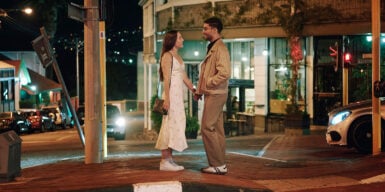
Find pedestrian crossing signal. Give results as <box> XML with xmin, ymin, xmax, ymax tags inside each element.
<box><xmin>329</xmin><ymin>42</ymin><xmax>338</xmax><ymax>72</ymax></box>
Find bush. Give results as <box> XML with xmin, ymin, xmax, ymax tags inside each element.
<box><xmin>150</xmin><ymin>95</ymin><xmax>163</xmax><ymax>133</ymax></box>
<box><xmin>186</xmin><ymin>115</ymin><xmax>200</xmax><ymax>139</ymax></box>
<box><xmin>186</xmin><ymin>115</ymin><xmax>199</xmax><ymax>132</ymax></box>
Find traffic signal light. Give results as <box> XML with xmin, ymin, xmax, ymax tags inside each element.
<box><xmin>343</xmin><ymin>52</ymin><xmax>352</xmax><ymax>67</ymax></box>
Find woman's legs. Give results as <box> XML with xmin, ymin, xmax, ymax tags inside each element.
<box><xmin>161</xmin><ymin>148</ymin><xmax>172</xmax><ymax>160</ymax></box>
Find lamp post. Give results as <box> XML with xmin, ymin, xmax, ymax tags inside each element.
<box><xmin>76</xmin><ymin>40</ymin><xmax>84</xmax><ymax>101</ymax></box>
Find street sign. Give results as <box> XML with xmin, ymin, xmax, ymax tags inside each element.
<box><xmin>68</xmin><ymin>2</ymin><xmax>85</xmax><ymax>23</ymax></box>
<box><xmin>31</xmin><ymin>35</ymin><xmax>53</xmax><ymax>68</ymax></box>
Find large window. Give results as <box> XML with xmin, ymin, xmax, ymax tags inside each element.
<box><xmin>268</xmin><ymin>38</ymin><xmax>306</xmax><ymax>114</ymax></box>
<box><xmin>0</xmin><ymin>69</ymin><xmax>15</xmax><ymax>102</ymax></box>
<box><xmin>226</xmin><ymin>40</ymin><xmax>254</xmax><ymax>80</ymax></box>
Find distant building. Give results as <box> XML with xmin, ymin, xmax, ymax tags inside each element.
<box><xmin>0</xmin><ymin>52</ymin><xmax>62</xmax><ymax>112</ymax></box>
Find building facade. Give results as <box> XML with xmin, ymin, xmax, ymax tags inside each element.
<box><xmin>139</xmin><ymin>0</ymin><xmax>385</xmax><ymax>132</ymax></box>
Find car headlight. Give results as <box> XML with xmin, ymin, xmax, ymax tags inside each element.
<box><xmin>330</xmin><ymin>111</ymin><xmax>351</xmax><ymax>125</ymax></box>
<box><xmin>115</xmin><ymin>117</ymin><xmax>126</xmax><ymax>127</ymax></box>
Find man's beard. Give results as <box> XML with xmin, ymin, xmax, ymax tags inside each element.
<box><xmin>203</xmin><ymin>34</ymin><xmax>212</xmax><ymax>41</ymax></box>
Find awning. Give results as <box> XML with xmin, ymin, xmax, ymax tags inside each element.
<box><xmin>21</xmin><ymin>68</ymin><xmax>62</xmax><ymax>95</ymax></box>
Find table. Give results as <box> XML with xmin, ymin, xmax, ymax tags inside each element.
<box><xmin>236</xmin><ymin>112</ymin><xmax>256</xmax><ymax>135</ymax></box>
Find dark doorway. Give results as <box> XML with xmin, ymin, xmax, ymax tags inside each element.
<box><xmin>313</xmin><ymin>36</ymin><xmax>343</xmax><ymax>125</ymax></box>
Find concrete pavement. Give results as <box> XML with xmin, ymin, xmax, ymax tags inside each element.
<box><xmin>1</xmin><ymin>127</ymin><xmax>385</xmax><ymax>191</ymax></box>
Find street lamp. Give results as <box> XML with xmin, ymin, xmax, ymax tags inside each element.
<box><xmin>0</xmin><ymin>7</ymin><xmax>33</xmax><ymax>17</ymax></box>
<box><xmin>76</xmin><ymin>40</ymin><xmax>84</xmax><ymax>101</ymax></box>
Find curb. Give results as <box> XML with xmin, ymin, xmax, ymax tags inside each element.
<box><xmin>133</xmin><ymin>181</ymin><xmax>182</xmax><ymax>192</ymax></box>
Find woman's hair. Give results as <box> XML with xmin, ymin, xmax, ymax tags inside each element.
<box><xmin>159</xmin><ymin>30</ymin><xmax>178</xmax><ymax>81</ymax></box>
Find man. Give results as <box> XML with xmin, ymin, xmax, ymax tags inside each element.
<box><xmin>194</xmin><ymin>17</ymin><xmax>231</xmax><ymax>175</ymax></box>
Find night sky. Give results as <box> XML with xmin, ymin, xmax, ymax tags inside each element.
<box><xmin>0</xmin><ymin>0</ymin><xmax>142</xmax><ymax>50</ymax></box>
<box><xmin>0</xmin><ymin>0</ymin><xmax>143</xmax><ymax>100</ymax></box>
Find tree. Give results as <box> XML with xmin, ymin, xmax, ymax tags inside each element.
<box><xmin>258</xmin><ymin>0</ymin><xmax>305</xmax><ymax>114</ymax></box>
<box><xmin>27</xmin><ymin>0</ymin><xmax>66</xmax><ymax>39</ymax></box>
<box><xmin>27</xmin><ymin>0</ymin><xmax>66</xmax><ymax>80</ymax></box>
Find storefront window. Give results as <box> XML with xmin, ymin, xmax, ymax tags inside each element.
<box><xmin>268</xmin><ymin>38</ymin><xmax>306</xmax><ymax>114</ymax></box>
<box><xmin>226</xmin><ymin>41</ymin><xmax>254</xmax><ymax>80</ymax></box>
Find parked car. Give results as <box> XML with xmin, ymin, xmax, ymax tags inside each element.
<box><xmin>41</xmin><ymin>105</ymin><xmax>67</xmax><ymax>129</ymax></box>
<box><xmin>25</xmin><ymin>110</ymin><xmax>55</xmax><ymax>133</ymax></box>
<box><xmin>326</xmin><ymin>99</ymin><xmax>385</xmax><ymax>154</ymax></box>
<box><xmin>0</xmin><ymin>111</ymin><xmax>30</xmax><ymax>134</ymax></box>
<box><xmin>106</xmin><ymin>104</ymin><xmax>126</xmax><ymax>140</ymax></box>
<box><xmin>76</xmin><ymin>106</ymin><xmax>85</xmax><ymax>126</ymax></box>
<box><xmin>76</xmin><ymin>104</ymin><xmax>126</xmax><ymax>140</ymax></box>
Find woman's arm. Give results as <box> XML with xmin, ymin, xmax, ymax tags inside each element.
<box><xmin>161</xmin><ymin>53</ymin><xmax>173</xmax><ymax>110</ymax></box>
<box><xmin>183</xmin><ymin>71</ymin><xmax>195</xmax><ymax>93</ymax></box>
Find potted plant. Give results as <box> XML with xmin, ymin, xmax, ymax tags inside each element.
<box><xmin>185</xmin><ymin>115</ymin><xmax>200</xmax><ymax>139</ymax></box>
<box><xmin>150</xmin><ymin>95</ymin><xmax>163</xmax><ymax>134</ymax></box>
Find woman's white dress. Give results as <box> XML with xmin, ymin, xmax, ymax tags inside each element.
<box><xmin>155</xmin><ymin>57</ymin><xmax>188</xmax><ymax>152</ymax></box>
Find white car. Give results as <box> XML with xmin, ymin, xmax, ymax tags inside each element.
<box><xmin>326</xmin><ymin>99</ymin><xmax>385</xmax><ymax>154</ymax></box>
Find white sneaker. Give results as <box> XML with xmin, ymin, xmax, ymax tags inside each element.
<box><xmin>170</xmin><ymin>160</ymin><xmax>184</xmax><ymax>170</ymax></box>
<box><xmin>201</xmin><ymin>164</ymin><xmax>227</xmax><ymax>175</ymax></box>
<box><xmin>159</xmin><ymin>159</ymin><xmax>184</xmax><ymax>171</ymax></box>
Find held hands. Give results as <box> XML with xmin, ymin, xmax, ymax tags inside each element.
<box><xmin>193</xmin><ymin>93</ymin><xmax>202</xmax><ymax>101</ymax></box>
<box><xmin>190</xmin><ymin>87</ymin><xmax>202</xmax><ymax>101</ymax></box>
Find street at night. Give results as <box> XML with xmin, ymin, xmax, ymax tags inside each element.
<box><xmin>2</xmin><ymin>0</ymin><xmax>385</xmax><ymax>191</ymax></box>
<box><xmin>0</xmin><ymin>128</ymin><xmax>383</xmax><ymax>191</ymax></box>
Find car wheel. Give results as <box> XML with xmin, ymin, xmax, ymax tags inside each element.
<box><xmin>350</xmin><ymin>116</ymin><xmax>372</xmax><ymax>154</ymax></box>
<box><xmin>41</xmin><ymin>124</ymin><xmax>46</xmax><ymax>133</ymax></box>
<box><xmin>28</xmin><ymin>126</ymin><xmax>34</xmax><ymax>134</ymax></box>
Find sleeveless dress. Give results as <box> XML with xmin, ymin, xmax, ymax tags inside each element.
<box><xmin>155</xmin><ymin>57</ymin><xmax>188</xmax><ymax>152</ymax></box>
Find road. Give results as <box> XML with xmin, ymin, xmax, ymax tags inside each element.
<box><xmin>19</xmin><ymin>128</ymin><xmax>275</xmax><ymax>169</ymax></box>
<box><xmin>5</xmin><ymin>129</ymin><xmax>385</xmax><ymax>191</ymax></box>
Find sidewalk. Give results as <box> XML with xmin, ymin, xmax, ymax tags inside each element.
<box><xmin>1</xmin><ymin>128</ymin><xmax>385</xmax><ymax>192</ymax></box>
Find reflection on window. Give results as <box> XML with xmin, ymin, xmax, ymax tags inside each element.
<box><xmin>226</xmin><ymin>41</ymin><xmax>254</xmax><ymax>80</ymax></box>
<box><xmin>268</xmin><ymin>38</ymin><xmax>306</xmax><ymax>114</ymax></box>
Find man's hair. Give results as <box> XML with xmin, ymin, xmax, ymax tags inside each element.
<box><xmin>204</xmin><ymin>17</ymin><xmax>223</xmax><ymax>33</ymax></box>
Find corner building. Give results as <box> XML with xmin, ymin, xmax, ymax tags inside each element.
<box><xmin>139</xmin><ymin>0</ymin><xmax>385</xmax><ymax>133</ymax></box>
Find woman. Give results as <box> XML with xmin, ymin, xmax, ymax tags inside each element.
<box><xmin>155</xmin><ymin>30</ymin><xmax>195</xmax><ymax>171</ymax></box>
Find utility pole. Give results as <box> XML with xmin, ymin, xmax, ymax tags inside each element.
<box><xmin>371</xmin><ymin>0</ymin><xmax>381</xmax><ymax>155</ymax></box>
<box><xmin>84</xmin><ymin>0</ymin><xmax>103</xmax><ymax>163</ymax></box>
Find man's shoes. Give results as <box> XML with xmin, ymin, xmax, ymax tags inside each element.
<box><xmin>201</xmin><ymin>164</ymin><xmax>227</xmax><ymax>175</ymax></box>
<box><xmin>160</xmin><ymin>159</ymin><xmax>184</xmax><ymax>171</ymax></box>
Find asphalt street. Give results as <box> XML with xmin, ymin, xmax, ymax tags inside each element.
<box><xmin>1</xmin><ymin>128</ymin><xmax>385</xmax><ymax>191</ymax></box>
